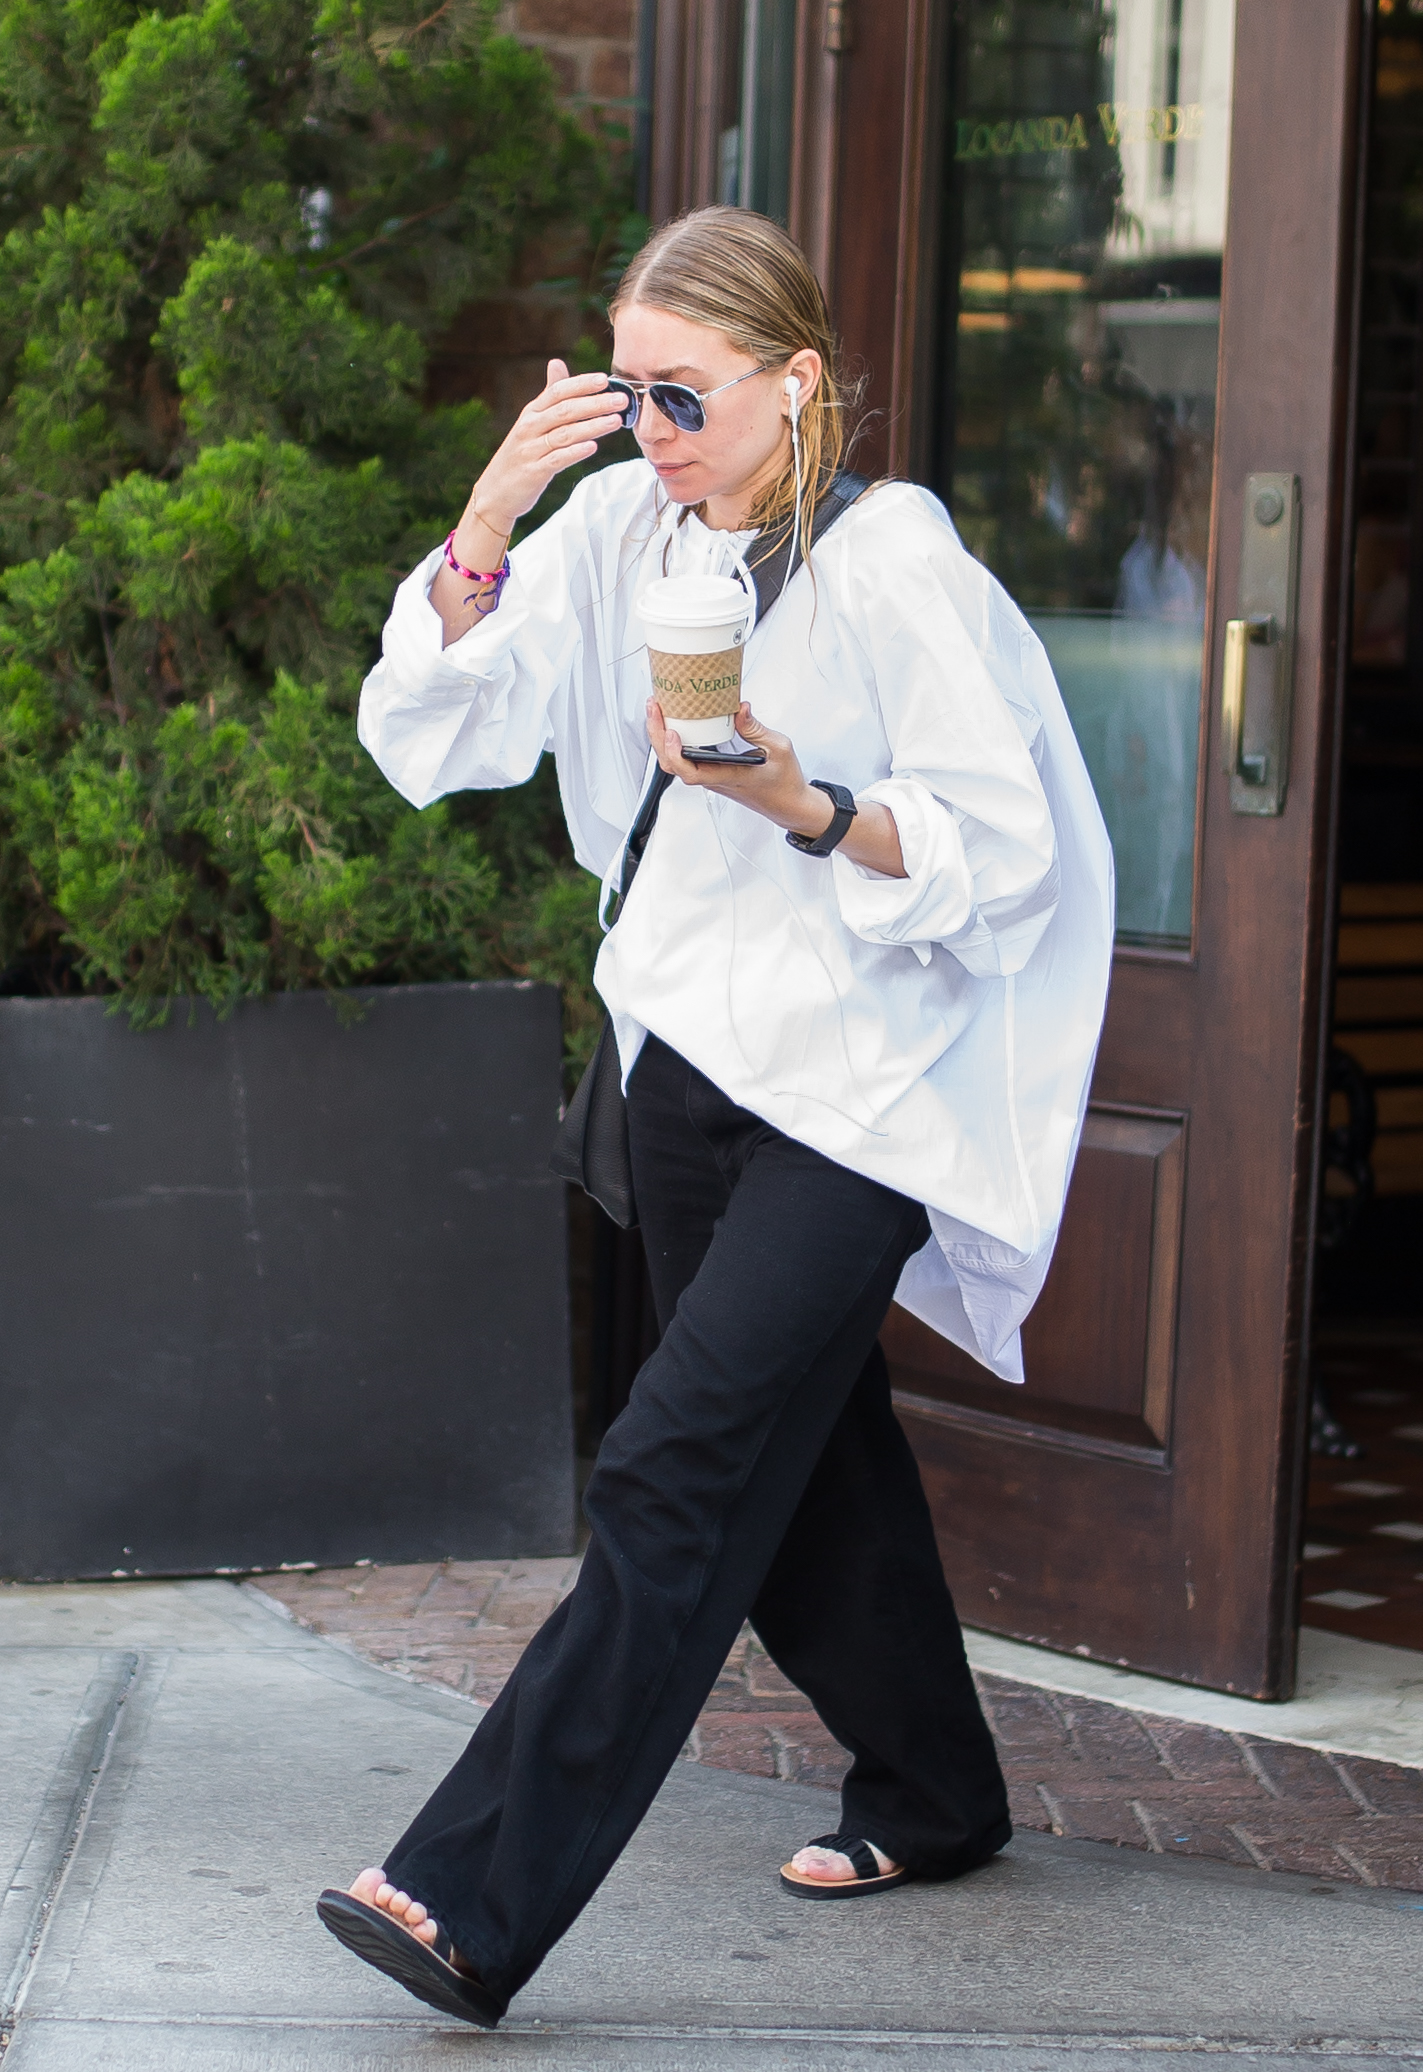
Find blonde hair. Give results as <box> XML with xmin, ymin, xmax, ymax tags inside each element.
<box><xmin>609</xmin><ymin>206</ymin><xmax>856</xmax><ymax>562</ymax></box>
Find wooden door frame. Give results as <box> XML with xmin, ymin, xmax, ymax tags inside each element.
<box><xmin>832</xmin><ymin>0</ymin><xmax>941</xmax><ymax>478</ymax></box>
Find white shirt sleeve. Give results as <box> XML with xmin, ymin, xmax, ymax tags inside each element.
<box><xmin>829</xmin><ymin>497</ymin><xmax>1060</xmax><ymax>978</ymax></box>
<box><xmin>357</xmin><ymin>483</ymin><xmax>593</xmax><ymax>810</ymax></box>
<box><xmin>356</xmin><ymin>465</ymin><xmax>661</xmax><ymax>881</ymax></box>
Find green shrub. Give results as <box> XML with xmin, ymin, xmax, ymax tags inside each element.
<box><xmin>0</xmin><ymin>0</ymin><xmax>628</xmax><ymax>1061</ymax></box>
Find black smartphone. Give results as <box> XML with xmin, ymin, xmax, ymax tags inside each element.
<box><xmin>681</xmin><ymin>744</ymin><xmax>768</xmax><ymax>767</ymax></box>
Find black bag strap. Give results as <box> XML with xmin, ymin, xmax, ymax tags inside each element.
<box><xmin>743</xmin><ymin>468</ymin><xmax>870</xmax><ymax>627</ymax></box>
<box><xmin>607</xmin><ymin>467</ymin><xmax>871</xmax><ymax>924</ymax></box>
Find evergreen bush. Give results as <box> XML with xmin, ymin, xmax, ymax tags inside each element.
<box><xmin>0</xmin><ymin>0</ymin><xmax>629</xmax><ymax>1059</ymax></box>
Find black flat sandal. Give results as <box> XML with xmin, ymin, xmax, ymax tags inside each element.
<box><xmin>316</xmin><ymin>1889</ymin><xmax>504</xmax><ymax>2028</ymax></box>
<box><xmin>779</xmin><ymin>1832</ymin><xmax>909</xmax><ymax>1899</ymax></box>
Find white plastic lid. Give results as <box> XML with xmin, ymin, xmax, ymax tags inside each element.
<box><xmin>637</xmin><ymin>574</ymin><xmax>751</xmax><ymax>630</ymax></box>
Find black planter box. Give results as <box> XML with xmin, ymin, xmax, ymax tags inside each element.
<box><xmin>0</xmin><ymin>982</ymin><xmax>574</xmax><ymax>1579</ymax></box>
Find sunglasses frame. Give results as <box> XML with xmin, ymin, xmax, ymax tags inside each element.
<box><xmin>604</xmin><ymin>364</ymin><xmax>770</xmax><ymax>435</ymax></box>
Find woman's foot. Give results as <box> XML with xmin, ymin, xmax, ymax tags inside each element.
<box><xmin>788</xmin><ymin>1839</ymin><xmax>900</xmax><ymax>1884</ymax></box>
<box><xmin>318</xmin><ymin>1874</ymin><xmax>500</xmax><ymax>2028</ymax></box>
<box><xmin>346</xmin><ymin>1868</ymin><xmax>469</xmax><ymax>1967</ymax></box>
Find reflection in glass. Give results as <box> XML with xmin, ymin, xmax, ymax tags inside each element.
<box><xmin>936</xmin><ymin>0</ymin><xmax>1235</xmax><ymax>946</ymax></box>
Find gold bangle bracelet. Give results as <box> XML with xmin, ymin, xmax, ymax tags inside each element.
<box><xmin>466</xmin><ymin>506</ymin><xmax>512</xmax><ymax>558</ymax></box>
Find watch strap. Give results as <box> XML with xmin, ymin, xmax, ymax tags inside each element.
<box><xmin>786</xmin><ymin>780</ymin><xmax>858</xmax><ymax>858</ymax></box>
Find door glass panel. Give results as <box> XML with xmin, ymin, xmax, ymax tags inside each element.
<box><xmin>733</xmin><ymin>0</ymin><xmax>795</xmax><ymax>221</ymax></box>
<box><xmin>935</xmin><ymin>0</ymin><xmax>1236</xmax><ymax>947</ymax></box>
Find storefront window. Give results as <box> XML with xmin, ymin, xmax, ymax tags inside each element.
<box><xmin>936</xmin><ymin>0</ymin><xmax>1235</xmax><ymax>948</ymax></box>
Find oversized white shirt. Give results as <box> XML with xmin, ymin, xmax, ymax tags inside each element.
<box><xmin>359</xmin><ymin>459</ymin><xmax>1114</xmax><ymax>1381</ymax></box>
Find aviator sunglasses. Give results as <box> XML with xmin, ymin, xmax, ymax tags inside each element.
<box><xmin>603</xmin><ymin>365</ymin><xmax>769</xmax><ymax>435</ymax></box>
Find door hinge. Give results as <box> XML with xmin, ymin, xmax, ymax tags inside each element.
<box><xmin>825</xmin><ymin>0</ymin><xmax>854</xmax><ymax>52</ymax></box>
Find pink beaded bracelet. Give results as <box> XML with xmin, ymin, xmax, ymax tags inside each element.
<box><xmin>444</xmin><ymin>530</ymin><xmax>511</xmax><ymax>614</ymax></box>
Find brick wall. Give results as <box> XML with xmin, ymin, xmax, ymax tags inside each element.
<box><xmin>501</xmin><ymin>0</ymin><xmax>637</xmax><ymax>109</ymax></box>
<box><xmin>427</xmin><ymin>0</ymin><xmax>640</xmax><ymax>435</ymax></box>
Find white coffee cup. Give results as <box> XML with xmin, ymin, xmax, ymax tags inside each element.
<box><xmin>637</xmin><ymin>575</ymin><xmax>753</xmax><ymax>747</ymax></box>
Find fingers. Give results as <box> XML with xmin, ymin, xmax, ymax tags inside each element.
<box><xmin>530</xmin><ymin>392</ymin><xmax>624</xmax><ymax>454</ymax></box>
<box><xmin>534</xmin><ymin>370</ymin><xmax>616</xmax><ymax>416</ymax></box>
<box><xmin>733</xmin><ymin>703</ymin><xmax>789</xmax><ymax>754</ymax></box>
<box><xmin>540</xmin><ymin>422</ymin><xmax>621</xmax><ymax>470</ymax></box>
<box><xmin>477</xmin><ymin>366</ymin><xmax>622</xmax><ymax>523</ymax></box>
<box><xmin>519</xmin><ymin>379</ymin><xmax>623</xmax><ymax>481</ymax></box>
<box><xmin>539</xmin><ymin>383</ymin><xmax>618</xmax><ymax>422</ymax></box>
<box><xmin>647</xmin><ymin>699</ymin><xmax>696</xmax><ymax>779</ymax></box>
<box><xmin>647</xmin><ymin>699</ymin><xmax>782</xmax><ymax>787</ymax></box>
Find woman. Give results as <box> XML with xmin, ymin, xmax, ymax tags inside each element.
<box><xmin>319</xmin><ymin>206</ymin><xmax>1113</xmax><ymax>2029</ymax></box>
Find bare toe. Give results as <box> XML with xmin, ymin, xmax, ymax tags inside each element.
<box><xmin>341</xmin><ymin>1869</ymin><xmax>451</xmax><ymax>1957</ymax></box>
<box><xmin>792</xmin><ymin>1847</ymin><xmax>852</xmax><ymax>1881</ymax></box>
<box><xmin>790</xmin><ymin>1842</ymin><xmax>900</xmax><ymax>1882</ymax></box>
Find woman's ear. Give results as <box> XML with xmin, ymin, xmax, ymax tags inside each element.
<box><xmin>782</xmin><ymin>348</ymin><xmax>823</xmax><ymax>415</ymax></box>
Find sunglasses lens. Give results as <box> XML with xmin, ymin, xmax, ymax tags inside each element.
<box><xmin>652</xmin><ymin>384</ymin><xmax>706</xmax><ymax>434</ymax></box>
<box><xmin>603</xmin><ymin>380</ymin><xmax>640</xmax><ymax>430</ymax></box>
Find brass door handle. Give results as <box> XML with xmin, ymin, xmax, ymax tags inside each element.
<box><xmin>1221</xmin><ymin>614</ymin><xmax>1274</xmax><ymax>786</ymax></box>
<box><xmin>1224</xmin><ymin>473</ymin><xmax>1301</xmax><ymax>816</ymax></box>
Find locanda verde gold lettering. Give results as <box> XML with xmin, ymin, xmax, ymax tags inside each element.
<box><xmin>1096</xmin><ymin>102</ymin><xmax>1205</xmax><ymax>146</ymax></box>
<box><xmin>955</xmin><ymin>104</ymin><xmax>1204</xmax><ymax>161</ymax></box>
<box><xmin>954</xmin><ymin>112</ymin><xmax>1089</xmax><ymax>160</ymax></box>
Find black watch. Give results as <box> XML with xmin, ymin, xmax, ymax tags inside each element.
<box><xmin>786</xmin><ymin>780</ymin><xmax>858</xmax><ymax>858</ymax></box>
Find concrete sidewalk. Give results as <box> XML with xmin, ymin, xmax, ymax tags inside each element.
<box><xmin>2</xmin><ymin>1579</ymin><xmax>1421</xmax><ymax>2071</ymax></box>
<box><xmin>256</xmin><ymin>1559</ymin><xmax>1423</xmax><ymax>1889</ymax></box>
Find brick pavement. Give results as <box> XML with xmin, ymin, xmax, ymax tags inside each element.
<box><xmin>252</xmin><ymin>1559</ymin><xmax>1423</xmax><ymax>1895</ymax></box>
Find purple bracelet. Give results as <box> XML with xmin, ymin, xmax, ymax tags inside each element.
<box><xmin>444</xmin><ymin>531</ymin><xmax>511</xmax><ymax>615</ymax></box>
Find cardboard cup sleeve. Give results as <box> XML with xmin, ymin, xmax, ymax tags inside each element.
<box><xmin>647</xmin><ymin>645</ymin><xmax>745</xmax><ymax>722</ymax></box>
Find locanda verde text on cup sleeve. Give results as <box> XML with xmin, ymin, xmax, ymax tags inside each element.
<box><xmin>649</xmin><ymin>665</ymin><xmax>744</xmax><ymax>701</ymax></box>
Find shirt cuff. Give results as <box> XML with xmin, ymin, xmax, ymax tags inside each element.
<box><xmin>829</xmin><ymin>778</ymin><xmax>980</xmax><ymax>968</ymax></box>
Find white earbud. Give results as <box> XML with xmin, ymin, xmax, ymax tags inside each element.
<box><xmin>784</xmin><ymin>373</ymin><xmax>801</xmax><ymax>425</ymax></box>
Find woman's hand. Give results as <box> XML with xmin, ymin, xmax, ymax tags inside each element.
<box><xmin>433</xmin><ymin>358</ymin><xmax>624</xmax><ymax>646</ymax></box>
<box><xmin>462</xmin><ymin>359</ymin><xmax>625</xmax><ymax>540</ymax></box>
<box><xmin>648</xmin><ymin>701</ymin><xmax>908</xmax><ymax>878</ymax></box>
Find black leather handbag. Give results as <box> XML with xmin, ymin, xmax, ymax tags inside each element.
<box><xmin>549</xmin><ymin>468</ymin><xmax>869</xmax><ymax>1228</ymax></box>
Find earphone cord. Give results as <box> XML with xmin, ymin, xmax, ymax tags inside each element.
<box><xmin>780</xmin><ymin>390</ymin><xmax>803</xmax><ymax>606</ymax></box>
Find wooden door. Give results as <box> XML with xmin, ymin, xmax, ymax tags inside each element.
<box><xmin>648</xmin><ymin>0</ymin><xmax>1362</xmax><ymax>1696</ymax></box>
<box><xmin>859</xmin><ymin>0</ymin><xmax>1361</xmax><ymax>1700</ymax></box>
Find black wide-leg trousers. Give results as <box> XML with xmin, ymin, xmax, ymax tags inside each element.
<box><xmin>383</xmin><ymin>1036</ymin><xmax>1010</xmax><ymax>2011</ymax></box>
